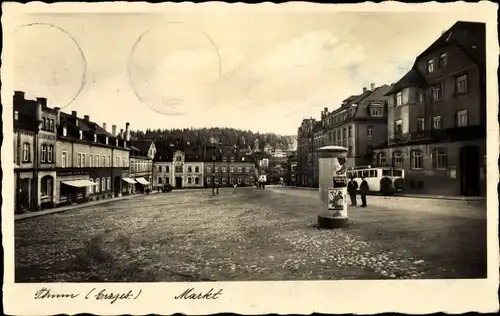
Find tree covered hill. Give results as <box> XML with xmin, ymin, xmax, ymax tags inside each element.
<box><xmin>130</xmin><ymin>127</ymin><xmax>296</xmax><ymax>152</ymax></box>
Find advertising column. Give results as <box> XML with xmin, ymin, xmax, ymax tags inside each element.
<box><xmin>317</xmin><ymin>145</ymin><xmax>349</xmax><ymax>229</ymax></box>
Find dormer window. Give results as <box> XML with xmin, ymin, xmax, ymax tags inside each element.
<box><xmin>63</xmin><ymin>125</ymin><xmax>67</xmax><ymax>137</ymax></box>
<box><xmin>370</xmin><ymin>107</ymin><xmax>382</xmax><ymax>117</ymax></box>
<box><xmin>14</xmin><ymin>111</ymin><xmax>19</xmax><ymax>120</ymax></box>
<box><xmin>106</xmin><ymin>137</ymin><xmax>109</xmax><ymax>145</ymax></box>
<box><xmin>79</xmin><ymin>130</ymin><xmax>83</xmax><ymax>140</ymax></box>
<box><xmin>94</xmin><ymin>134</ymin><xmax>97</xmax><ymax>142</ymax></box>
<box><xmin>439</xmin><ymin>53</ymin><xmax>447</xmax><ymax>68</ymax></box>
<box><xmin>116</xmin><ymin>139</ymin><xmax>119</xmax><ymax>146</ymax></box>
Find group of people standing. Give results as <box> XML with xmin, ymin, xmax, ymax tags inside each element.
<box><xmin>347</xmin><ymin>177</ymin><xmax>369</xmax><ymax>208</ymax></box>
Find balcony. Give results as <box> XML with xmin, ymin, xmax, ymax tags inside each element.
<box><xmin>388</xmin><ymin>125</ymin><xmax>485</xmax><ymax>146</ymax></box>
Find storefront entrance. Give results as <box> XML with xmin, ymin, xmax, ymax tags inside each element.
<box><xmin>459</xmin><ymin>145</ymin><xmax>480</xmax><ymax>196</ymax></box>
<box><xmin>175</xmin><ymin>177</ymin><xmax>183</xmax><ymax>189</ymax></box>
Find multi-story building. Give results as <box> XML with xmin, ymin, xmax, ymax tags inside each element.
<box><xmin>203</xmin><ymin>145</ymin><xmax>255</xmax><ymax>187</ymax></box>
<box><xmin>285</xmin><ymin>152</ymin><xmax>298</xmax><ymax>186</ymax></box>
<box><xmin>56</xmin><ymin>111</ymin><xmax>130</xmax><ymax>205</ymax></box>
<box><xmin>296</xmin><ymin>118</ymin><xmax>316</xmax><ymax>187</ymax></box>
<box><xmin>13</xmin><ymin>91</ymin><xmax>59</xmax><ymax>212</ymax></box>
<box><xmin>153</xmin><ymin>144</ymin><xmax>205</xmax><ymax>189</ymax></box>
<box><xmin>129</xmin><ymin>138</ymin><xmax>155</xmax><ymax>193</ymax></box>
<box><xmin>322</xmin><ymin>84</ymin><xmax>391</xmax><ymax>168</ymax></box>
<box><xmin>372</xmin><ymin>21</ymin><xmax>486</xmax><ymax>196</ymax></box>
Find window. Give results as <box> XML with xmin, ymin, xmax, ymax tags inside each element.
<box><xmin>101</xmin><ymin>156</ymin><xmax>105</xmax><ymax>167</ymax></box>
<box><xmin>50</xmin><ymin>119</ymin><xmax>54</xmax><ymax>131</ymax></box>
<box><xmin>207</xmin><ymin>167</ymin><xmax>211</xmax><ymax>173</ymax></box>
<box><xmin>79</xmin><ymin>130</ymin><xmax>83</xmax><ymax>140</ymax></box>
<box><xmin>158</xmin><ymin>177</ymin><xmax>162</xmax><ymax>184</ymax></box>
<box><xmin>238</xmin><ymin>167</ymin><xmax>242</xmax><ymax>172</ymax></box>
<box><xmin>222</xmin><ymin>167</ymin><xmax>227</xmax><ymax>172</ymax></box>
<box><xmin>195</xmin><ymin>166</ymin><xmax>199</xmax><ymax>173</ymax></box>
<box><xmin>230</xmin><ymin>167</ymin><xmax>234</xmax><ymax>173</ymax></box>
<box><xmin>42</xmin><ymin>117</ymin><xmax>46</xmax><ymax>130</ymax></box>
<box><xmin>176</xmin><ymin>156</ymin><xmax>182</xmax><ymax>162</ymax></box>
<box><xmin>418</xmin><ymin>91</ymin><xmax>423</xmax><ymax>103</ymax></box>
<box><xmin>367</xmin><ymin>126</ymin><xmax>373</xmax><ymax>137</ymax></box>
<box><xmin>222</xmin><ymin>178</ymin><xmax>227</xmax><ymax>184</ymax></box>
<box><xmin>188</xmin><ymin>166</ymin><xmax>192</xmax><ymax>173</ymax></box>
<box><xmin>411</xmin><ymin>150</ymin><xmax>423</xmax><ymax>170</ymax></box>
<box><xmin>370</xmin><ymin>107</ymin><xmax>382</xmax><ymax>117</ymax></box>
<box><xmin>82</xmin><ymin>154</ymin><xmax>86</xmax><ymax>167</ymax></box>
<box><xmin>432</xmin><ymin>116</ymin><xmax>442</xmax><ymax>129</ymax></box>
<box><xmin>393</xmin><ymin>152</ymin><xmax>403</xmax><ymax>169</ymax></box>
<box><xmin>396</xmin><ymin>92</ymin><xmax>403</xmax><ymax>106</ymax></box>
<box><xmin>222</xmin><ymin>156</ymin><xmax>227</xmax><ymax>162</ymax></box>
<box><xmin>206</xmin><ymin>178</ymin><xmax>211</xmax><ymax>184</ymax></box>
<box><xmin>89</xmin><ymin>154</ymin><xmax>94</xmax><ymax>167</ymax></box>
<box><xmin>122</xmin><ymin>157</ymin><xmax>126</xmax><ymax>167</ymax></box>
<box><xmin>439</xmin><ymin>53</ymin><xmax>447</xmax><ymax>68</ymax></box>
<box><xmin>115</xmin><ymin>156</ymin><xmax>119</xmax><ymax>167</ymax></box>
<box><xmin>46</xmin><ymin>145</ymin><xmax>53</xmax><ymax>163</ymax></box>
<box><xmin>166</xmin><ymin>165</ymin><xmax>170</xmax><ymax>173</ymax></box>
<box><xmin>431</xmin><ymin>84</ymin><xmax>443</xmax><ymax>101</ymax></box>
<box><xmin>95</xmin><ymin>178</ymin><xmax>100</xmax><ymax>192</ymax></box>
<box><xmin>456</xmin><ymin>110</ymin><xmax>468</xmax><ymax>127</ymax></box>
<box><xmin>377</xmin><ymin>152</ymin><xmax>387</xmax><ymax>166</ymax></box>
<box><xmin>394</xmin><ymin>120</ymin><xmax>403</xmax><ymax>134</ymax></box>
<box><xmin>427</xmin><ymin>59</ymin><xmax>435</xmax><ymax>73</ymax></box>
<box><xmin>89</xmin><ymin>179</ymin><xmax>94</xmax><ymax>194</ymax></box>
<box><xmin>165</xmin><ymin>177</ymin><xmax>169</xmax><ymax>184</ymax></box>
<box><xmin>417</xmin><ymin>117</ymin><xmax>425</xmax><ymax>132</ymax></box>
<box><xmin>95</xmin><ymin>155</ymin><xmax>99</xmax><ymax>167</ymax></box>
<box><xmin>41</xmin><ymin>145</ymin><xmax>47</xmax><ymax>163</ymax></box>
<box><xmin>107</xmin><ymin>177</ymin><xmax>111</xmax><ymax>190</ymax></box>
<box><xmin>22</xmin><ymin>143</ymin><xmax>30</xmax><ymax>162</ymax></box>
<box><xmin>238</xmin><ymin>178</ymin><xmax>242</xmax><ymax>184</ymax></box>
<box><xmin>195</xmin><ymin>177</ymin><xmax>199</xmax><ymax>185</ymax></box>
<box><xmin>432</xmin><ymin>148</ymin><xmax>447</xmax><ymax>170</ymax></box>
<box><xmin>230</xmin><ymin>178</ymin><xmax>235</xmax><ymax>184</ymax></box>
<box><xmin>245</xmin><ymin>167</ymin><xmax>250</xmax><ymax>172</ymax></box>
<box><xmin>348</xmin><ymin>126</ymin><xmax>352</xmax><ymax>138</ymax></box>
<box><xmin>158</xmin><ymin>166</ymin><xmax>162</xmax><ymax>172</ymax></box>
<box><xmin>456</xmin><ymin>74</ymin><xmax>468</xmax><ymax>94</ymax></box>
<box><xmin>61</xmin><ymin>152</ymin><xmax>67</xmax><ymax>168</ymax></box>
<box><xmin>215</xmin><ymin>167</ymin><xmax>219</xmax><ymax>172</ymax></box>
<box><xmin>230</xmin><ymin>157</ymin><xmax>235</xmax><ymax>163</ymax></box>
<box><xmin>107</xmin><ymin>156</ymin><xmax>111</xmax><ymax>167</ymax></box>
<box><xmin>101</xmin><ymin>178</ymin><xmax>106</xmax><ymax>191</ymax></box>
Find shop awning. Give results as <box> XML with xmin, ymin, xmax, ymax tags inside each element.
<box><xmin>122</xmin><ymin>177</ymin><xmax>137</xmax><ymax>184</ymax></box>
<box><xmin>135</xmin><ymin>177</ymin><xmax>150</xmax><ymax>185</ymax></box>
<box><xmin>62</xmin><ymin>179</ymin><xmax>97</xmax><ymax>187</ymax></box>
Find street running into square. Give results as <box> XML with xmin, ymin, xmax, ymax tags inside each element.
<box><xmin>15</xmin><ymin>186</ymin><xmax>486</xmax><ymax>282</ymax></box>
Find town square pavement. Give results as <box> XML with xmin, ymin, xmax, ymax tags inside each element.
<box><xmin>15</xmin><ymin>187</ymin><xmax>487</xmax><ymax>282</ymax></box>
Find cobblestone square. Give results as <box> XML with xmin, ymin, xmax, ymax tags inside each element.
<box><xmin>15</xmin><ymin>187</ymin><xmax>487</xmax><ymax>282</ymax></box>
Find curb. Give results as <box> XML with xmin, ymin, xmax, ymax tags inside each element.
<box><xmin>15</xmin><ymin>194</ymin><xmax>142</xmax><ymax>221</ymax></box>
<box><xmin>279</xmin><ymin>186</ymin><xmax>485</xmax><ymax>201</ymax></box>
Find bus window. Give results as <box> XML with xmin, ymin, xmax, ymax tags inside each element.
<box><xmin>362</xmin><ymin>171</ymin><xmax>369</xmax><ymax>178</ymax></box>
<box><xmin>369</xmin><ymin>170</ymin><xmax>377</xmax><ymax>177</ymax></box>
<box><xmin>382</xmin><ymin>169</ymin><xmax>392</xmax><ymax>177</ymax></box>
<box><xmin>347</xmin><ymin>171</ymin><xmax>352</xmax><ymax>178</ymax></box>
<box><xmin>393</xmin><ymin>170</ymin><xmax>403</xmax><ymax>177</ymax></box>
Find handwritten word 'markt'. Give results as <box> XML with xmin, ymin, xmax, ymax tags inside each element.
<box><xmin>174</xmin><ymin>287</ymin><xmax>223</xmax><ymax>300</ymax></box>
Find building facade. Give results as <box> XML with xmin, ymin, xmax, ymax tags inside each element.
<box><xmin>153</xmin><ymin>144</ymin><xmax>205</xmax><ymax>189</ymax></box>
<box><xmin>296</xmin><ymin>118</ymin><xmax>317</xmax><ymax>187</ymax></box>
<box><xmin>56</xmin><ymin>111</ymin><xmax>130</xmax><ymax>206</ymax></box>
<box><xmin>372</xmin><ymin>21</ymin><xmax>486</xmax><ymax>196</ymax></box>
<box><xmin>129</xmin><ymin>138</ymin><xmax>156</xmax><ymax>193</ymax></box>
<box><xmin>203</xmin><ymin>145</ymin><xmax>255</xmax><ymax>187</ymax></box>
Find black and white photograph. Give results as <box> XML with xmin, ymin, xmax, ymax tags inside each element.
<box><xmin>2</xmin><ymin>1</ymin><xmax>499</xmax><ymax>314</ymax></box>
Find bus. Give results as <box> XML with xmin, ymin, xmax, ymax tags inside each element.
<box><xmin>346</xmin><ymin>166</ymin><xmax>405</xmax><ymax>195</ymax></box>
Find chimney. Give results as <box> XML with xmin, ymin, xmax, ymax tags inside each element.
<box><xmin>112</xmin><ymin>125</ymin><xmax>117</xmax><ymax>136</ymax></box>
<box><xmin>36</xmin><ymin>97</ymin><xmax>47</xmax><ymax>108</ymax></box>
<box><xmin>120</xmin><ymin>128</ymin><xmax>124</xmax><ymax>139</ymax></box>
<box><xmin>36</xmin><ymin>102</ymin><xmax>42</xmax><ymax>123</ymax></box>
<box><xmin>363</xmin><ymin>87</ymin><xmax>367</xmax><ymax>93</ymax></box>
<box><xmin>125</xmin><ymin>122</ymin><xmax>130</xmax><ymax>141</ymax></box>
<box><xmin>371</xmin><ymin>83</ymin><xmax>375</xmax><ymax>91</ymax></box>
<box><xmin>14</xmin><ymin>91</ymin><xmax>25</xmax><ymax>100</ymax></box>
<box><xmin>103</xmin><ymin>122</ymin><xmax>107</xmax><ymax>132</ymax></box>
<box><xmin>324</xmin><ymin>107</ymin><xmax>328</xmax><ymax>113</ymax></box>
<box><xmin>71</xmin><ymin>111</ymin><xmax>77</xmax><ymax>117</ymax></box>
<box><xmin>54</xmin><ymin>107</ymin><xmax>61</xmax><ymax>126</ymax></box>
<box><xmin>84</xmin><ymin>115</ymin><xmax>90</xmax><ymax>121</ymax></box>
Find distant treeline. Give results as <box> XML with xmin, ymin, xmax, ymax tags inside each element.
<box><xmin>130</xmin><ymin>127</ymin><xmax>295</xmax><ymax>151</ymax></box>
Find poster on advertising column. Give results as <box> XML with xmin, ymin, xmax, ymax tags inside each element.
<box><xmin>328</xmin><ymin>154</ymin><xmax>348</xmax><ymax>217</ymax></box>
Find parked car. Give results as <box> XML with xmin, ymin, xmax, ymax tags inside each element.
<box><xmin>162</xmin><ymin>184</ymin><xmax>173</xmax><ymax>192</ymax></box>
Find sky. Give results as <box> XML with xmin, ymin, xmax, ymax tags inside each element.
<box><xmin>7</xmin><ymin>3</ymin><xmax>490</xmax><ymax>135</ymax></box>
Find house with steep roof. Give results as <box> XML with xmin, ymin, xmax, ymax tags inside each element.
<box><xmin>372</xmin><ymin>21</ymin><xmax>486</xmax><ymax>196</ymax></box>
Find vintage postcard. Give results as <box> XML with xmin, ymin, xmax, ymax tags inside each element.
<box><xmin>2</xmin><ymin>1</ymin><xmax>499</xmax><ymax>314</ymax></box>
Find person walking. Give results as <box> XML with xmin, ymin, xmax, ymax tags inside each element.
<box><xmin>359</xmin><ymin>176</ymin><xmax>369</xmax><ymax>207</ymax></box>
<box><xmin>347</xmin><ymin>177</ymin><xmax>358</xmax><ymax>206</ymax></box>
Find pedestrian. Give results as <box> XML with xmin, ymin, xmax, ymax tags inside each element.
<box><xmin>347</xmin><ymin>177</ymin><xmax>358</xmax><ymax>206</ymax></box>
<box><xmin>359</xmin><ymin>176</ymin><xmax>369</xmax><ymax>207</ymax></box>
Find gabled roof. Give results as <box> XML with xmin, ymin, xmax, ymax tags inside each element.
<box><xmin>384</xmin><ymin>68</ymin><xmax>426</xmax><ymax>95</ymax></box>
<box><xmin>130</xmin><ymin>140</ymin><xmax>153</xmax><ymax>153</ymax></box>
<box><xmin>416</xmin><ymin>21</ymin><xmax>486</xmax><ymax>65</ymax></box>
